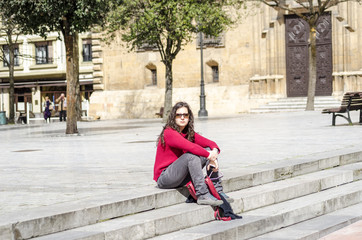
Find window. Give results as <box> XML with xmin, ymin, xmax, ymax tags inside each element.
<box><xmin>212</xmin><ymin>66</ymin><xmax>219</xmax><ymax>83</ymax></box>
<box><xmin>145</xmin><ymin>63</ymin><xmax>157</xmax><ymax>86</ymax></box>
<box><xmin>35</xmin><ymin>41</ymin><xmax>53</xmax><ymax>64</ymax></box>
<box><xmin>151</xmin><ymin>69</ymin><xmax>157</xmax><ymax>85</ymax></box>
<box><xmin>82</xmin><ymin>39</ymin><xmax>92</xmax><ymax>62</ymax></box>
<box><xmin>3</xmin><ymin>45</ymin><xmax>20</xmax><ymax>67</ymax></box>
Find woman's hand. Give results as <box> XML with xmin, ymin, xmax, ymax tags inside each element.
<box><xmin>207</xmin><ymin>148</ymin><xmax>219</xmax><ymax>161</ymax></box>
<box><xmin>207</xmin><ymin>159</ymin><xmax>219</xmax><ymax>172</ymax></box>
<box><xmin>207</xmin><ymin>148</ymin><xmax>219</xmax><ymax>172</ymax></box>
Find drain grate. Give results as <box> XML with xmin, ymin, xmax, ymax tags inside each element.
<box><xmin>12</xmin><ymin>149</ymin><xmax>42</xmax><ymax>153</ymax></box>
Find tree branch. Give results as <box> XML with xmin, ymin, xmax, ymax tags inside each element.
<box><xmin>171</xmin><ymin>39</ymin><xmax>182</xmax><ymax>59</ymax></box>
<box><xmin>258</xmin><ymin>0</ymin><xmax>305</xmax><ymax>19</ymax></box>
<box><xmin>293</xmin><ymin>0</ymin><xmax>310</xmax><ymax>11</ymax></box>
<box><xmin>156</xmin><ymin>38</ymin><xmax>166</xmax><ymax>62</ymax></box>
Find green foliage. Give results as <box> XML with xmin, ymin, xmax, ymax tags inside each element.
<box><xmin>107</xmin><ymin>0</ymin><xmax>244</xmax><ymax>60</ymax></box>
<box><xmin>6</xmin><ymin>0</ymin><xmax>111</xmax><ymax>37</ymax></box>
<box><xmin>106</xmin><ymin>0</ymin><xmax>245</xmax><ymax>119</ymax></box>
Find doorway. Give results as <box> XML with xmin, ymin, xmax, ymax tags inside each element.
<box><xmin>14</xmin><ymin>88</ymin><xmax>32</xmax><ymax>113</ymax></box>
<box><xmin>285</xmin><ymin>13</ymin><xmax>333</xmax><ymax>97</ymax></box>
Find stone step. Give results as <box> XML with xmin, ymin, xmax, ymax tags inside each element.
<box><xmin>250</xmin><ymin>96</ymin><xmax>341</xmax><ymax>113</ymax></box>
<box><xmin>251</xmin><ymin>106</ymin><xmax>336</xmax><ymax>113</ymax></box>
<box><xmin>266</xmin><ymin>104</ymin><xmax>339</xmax><ymax>108</ymax></box>
<box><xmin>320</xmin><ymin>219</ymin><xmax>362</xmax><ymax>240</ymax></box>
<box><xmin>1</xmin><ymin>149</ymin><xmax>361</xmax><ymax>239</ymax></box>
<box><xmin>150</xmin><ymin>180</ymin><xmax>362</xmax><ymax>240</ymax></box>
<box><xmin>249</xmin><ymin>202</ymin><xmax>362</xmax><ymax>240</ymax></box>
<box><xmin>229</xmin><ymin>163</ymin><xmax>360</xmax><ymax>214</ymax></box>
<box><xmin>31</xmin><ymin>163</ymin><xmax>362</xmax><ymax>240</ymax></box>
<box><xmin>267</xmin><ymin>101</ymin><xmax>339</xmax><ymax>106</ymax></box>
<box><xmin>274</xmin><ymin>96</ymin><xmax>339</xmax><ymax>102</ymax></box>
<box><xmin>269</xmin><ymin>97</ymin><xmax>339</xmax><ymax>103</ymax></box>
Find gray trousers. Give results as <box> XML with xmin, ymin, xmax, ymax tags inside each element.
<box><xmin>157</xmin><ymin>150</ymin><xmax>223</xmax><ymax>197</ymax></box>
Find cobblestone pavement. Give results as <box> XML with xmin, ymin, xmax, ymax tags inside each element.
<box><xmin>1</xmin><ymin>111</ymin><xmax>361</xmax><ymax>215</ymax></box>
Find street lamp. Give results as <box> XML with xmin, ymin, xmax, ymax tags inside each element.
<box><xmin>195</xmin><ymin>22</ymin><xmax>208</xmax><ymax>117</ymax></box>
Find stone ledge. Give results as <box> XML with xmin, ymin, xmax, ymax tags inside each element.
<box><xmin>0</xmin><ymin>148</ymin><xmax>361</xmax><ymax>239</ymax></box>
<box><xmin>151</xmin><ymin>181</ymin><xmax>362</xmax><ymax>240</ymax></box>
<box><xmin>18</xmin><ymin>165</ymin><xmax>362</xmax><ymax>239</ymax></box>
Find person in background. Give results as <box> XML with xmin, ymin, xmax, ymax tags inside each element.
<box><xmin>56</xmin><ymin>93</ymin><xmax>67</xmax><ymax>122</ymax></box>
<box><xmin>43</xmin><ymin>96</ymin><xmax>53</xmax><ymax>123</ymax></box>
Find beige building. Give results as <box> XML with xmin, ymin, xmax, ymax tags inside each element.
<box><xmin>89</xmin><ymin>2</ymin><xmax>362</xmax><ymax>119</ymax></box>
<box><xmin>0</xmin><ymin>32</ymin><xmax>94</xmax><ymax>119</ymax></box>
<box><xmin>1</xmin><ymin>3</ymin><xmax>361</xmax><ymax>121</ymax></box>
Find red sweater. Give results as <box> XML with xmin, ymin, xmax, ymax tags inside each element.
<box><xmin>153</xmin><ymin>128</ymin><xmax>220</xmax><ymax>181</ymax></box>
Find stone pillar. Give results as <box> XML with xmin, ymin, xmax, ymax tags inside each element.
<box><xmin>32</xmin><ymin>86</ymin><xmax>41</xmax><ymax>113</ymax></box>
<box><xmin>1</xmin><ymin>88</ymin><xmax>10</xmax><ymax>117</ymax></box>
<box><xmin>92</xmin><ymin>34</ymin><xmax>104</xmax><ymax>91</ymax></box>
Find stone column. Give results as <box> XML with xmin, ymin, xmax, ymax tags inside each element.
<box><xmin>1</xmin><ymin>88</ymin><xmax>10</xmax><ymax>117</ymax></box>
<box><xmin>32</xmin><ymin>86</ymin><xmax>41</xmax><ymax>113</ymax></box>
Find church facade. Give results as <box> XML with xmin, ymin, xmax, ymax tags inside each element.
<box><xmin>0</xmin><ymin>3</ymin><xmax>361</xmax><ymax>120</ymax></box>
<box><xmin>88</xmin><ymin>2</ymin><xmax>361</xmax><ymax>119</ymax></box>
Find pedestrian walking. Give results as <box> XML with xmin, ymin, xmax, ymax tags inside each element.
<box><xmin>56</xmin><ymin>93</ymin><xmax>67</xmax><ymax>122</ymax></box>
<box><xmin>43</xmin><ymin>96</ymin><xmax>53</xmax><ymax>123</ymax></box>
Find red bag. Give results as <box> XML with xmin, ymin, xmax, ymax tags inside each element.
<box><xmin>186</xmin><ymin>181</ymin><xmax>197</xmax><ymax>200</ymax></box>
<box><xmin>186</xmin><ymin>176</ymin><xmax>231</xmax><ymax>221</ymax></box>
<box><xmin>205</xmin><ymin>176</ymin><xmax>221</xmax><ymax>200</ymax></box>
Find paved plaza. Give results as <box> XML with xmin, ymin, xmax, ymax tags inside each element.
<box><xmin>1</xmin><ymin>110</ymin><xmax>362</xmax><ymax>216</ymax></box>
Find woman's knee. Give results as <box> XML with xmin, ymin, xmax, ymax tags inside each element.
<box><xmin>183</xmin><ymin>153</ymin><xmax>201</xmax><ymax>162</ymax></box>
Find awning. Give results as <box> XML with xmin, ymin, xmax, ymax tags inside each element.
<box><xmin>0</xmin><ymin>79</ymin><xmax>93</xmax><ymax>89</ymax></box>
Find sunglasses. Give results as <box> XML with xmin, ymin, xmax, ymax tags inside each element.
<box><xmin>176</xmin><ymin>113</ymin><xmax>189</xmax><ymax>118</ymax></box>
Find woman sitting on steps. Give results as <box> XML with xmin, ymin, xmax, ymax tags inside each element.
<box><xmin>153</xmin><ymin>102</ymin><xmax>233</xmax><ymax>206</ymax></box>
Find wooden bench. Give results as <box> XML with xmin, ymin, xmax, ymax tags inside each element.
<box><xmin>155</xmin><ymin>107</ymin><xmax>164</xmax><ymax>118</ymax></box>
<box><xmin>322</xmin><ymin>92</ymin><xmax>362</xmax><ymax>126</ymax></box>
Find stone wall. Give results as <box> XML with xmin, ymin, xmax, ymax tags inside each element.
<box><xmin>89</xmin><ymin>2</ymin><xmax>362</xmax><ymax>119</ymax></box>
<box><xmin>88</xmin><ymin>84</ymin><xmax>251</xmax><ymax>119</ymax></box>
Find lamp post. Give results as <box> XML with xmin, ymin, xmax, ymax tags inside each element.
<box><xmin>1</xmin><ymin>88</ymin><xmax>4</xmax><ymax>111</ymax></box>
<box><xmin>198</xmin><ymin>29</ymin><xmax>208</xmax><ymax>117</ymax></box>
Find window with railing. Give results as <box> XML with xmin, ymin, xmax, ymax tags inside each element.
<box><xmin>82</xmin><ymin>39</ymin><xmax>92</xmax><ymax>62</ymax></box>
<box><xmin>3</xmin><ymin>45</ymin><xmax>20</xmax><ymax>67</ymax></box>
<box><xmin>197</xmin><ymin>33</ymin><xmax>225</xmax><ymax>48</ymax></box>
<box><xmin>137</xmin><ymin>42</ymin><xmax>158</xmax><ymax>52</ymax></box>
<box><xmin>35</xmin><ymin>41</ymin><xmax>53</xmax><ymax>64</ymax></box>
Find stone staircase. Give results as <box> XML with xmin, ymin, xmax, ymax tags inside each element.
<box><xmin>1</xmin><ymin>150</ymin><xmax>362</xmax><ymax>240</ymax></box>
<box><xmin>250</xmin><ymin>96</ymin><xmax>341</xmax><ymax>113</ymax></box>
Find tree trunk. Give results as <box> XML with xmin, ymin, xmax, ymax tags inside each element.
<box><xmin>163</xmin><ymin>60</ymin><xmax>173</xmax><ymax>122</ymax></box>
<box><xmin>73</xmin><ymin>32</ymin><xmax>82</xmax><ymax>121</ymax></box>
<box><xmin>306</xmin><ymin>25</ymin><xmax>317</xmax><ymax>111</ymax></box>
<box><xmin>63</xmin><ymin>28</ymin><xmax>78</xmax><ymax>134</ymax></box>
<box><xmin>8</xmin><ymin>36</ymin><xmax>15</xmax><ymax>124</ymax></box>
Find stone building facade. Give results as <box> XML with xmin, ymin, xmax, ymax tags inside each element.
<box><xmin>88</xmin><ymin>2</ymin><xmax>362</xmax><ymax>119</ymax></box>
<box><xmin>0</xmin><ymin>33</ymin><xmax>94</xmax><ymax>118</ymax></box>
<box><xmin>1</xmin><ymin>3</ymin><xmax>361</xmax><ymax>121</ymax></box>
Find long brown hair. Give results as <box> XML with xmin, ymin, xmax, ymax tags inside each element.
<box><xmin>157</xmin><ymin>102</ymin><xmax>195</xmax><ymax>147</ymax></box>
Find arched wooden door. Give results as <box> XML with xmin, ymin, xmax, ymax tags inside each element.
<box><xmin>285</xmin><ymin>14</ymin><xmax>332</xmax><ymax>97</ymax></box>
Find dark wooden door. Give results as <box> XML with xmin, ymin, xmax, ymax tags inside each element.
<box><xmin>315</xmin><ymin>14</ymin><xmax>333</xmax><ymax>96</ymax></box>
<box><xmin>285</xmin><ymin>15</ymin><xmax>309</xmax><ymax>97</ymax></box>
<box><xmin>285</xmin><ymin>14</ymin><xmax>332</xmax><ymax>97</ymax></box>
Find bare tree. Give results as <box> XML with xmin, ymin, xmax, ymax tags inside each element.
<box><xmin>257</xmin><ymin>0</ymin><xmax>360</xmax><ymax>110</ymax></box>
<box><xmin>11</xmin><ymin>0</ymin><xmax>111</xmax><ymax>133</ymax></box>
<box><xmin>0</xmin><ymin>10</ymin><xmax>21</xmax><ymax>123</ymax></box>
